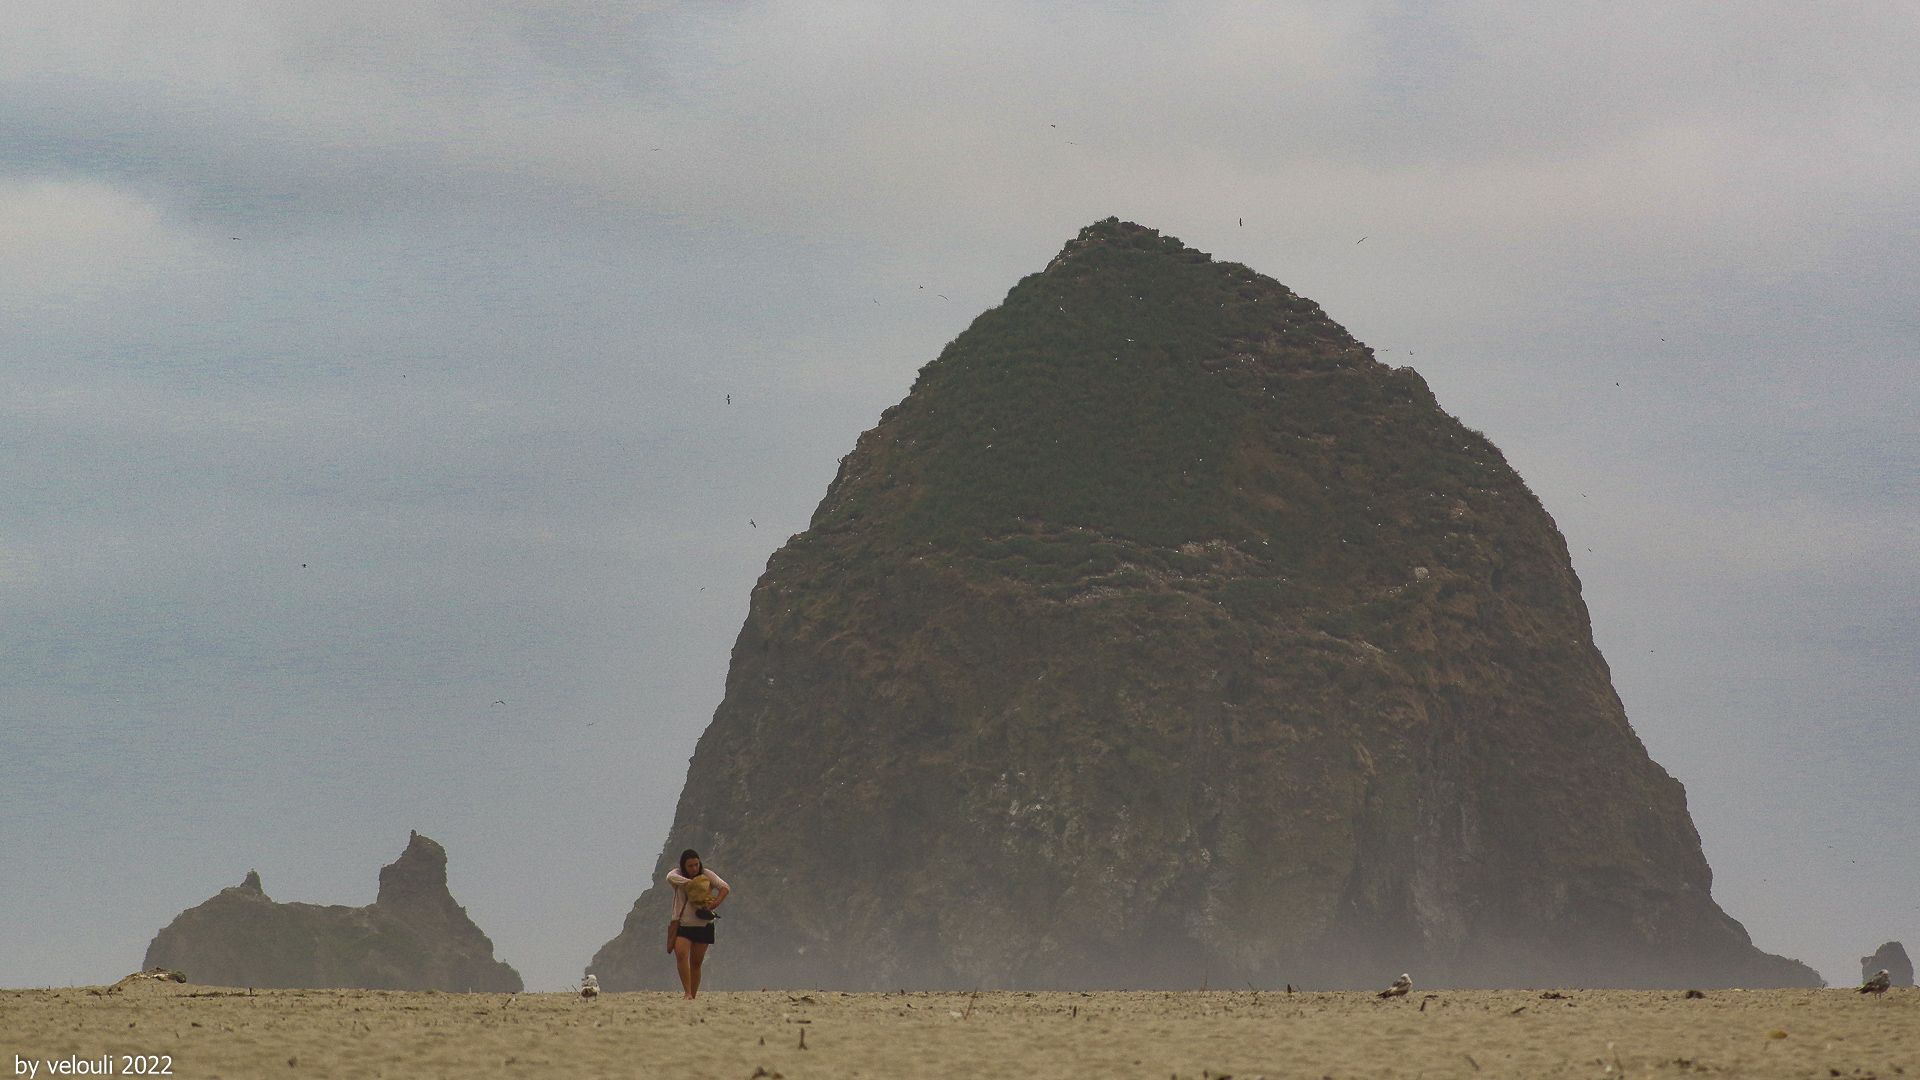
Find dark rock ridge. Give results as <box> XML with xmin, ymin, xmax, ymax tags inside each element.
<box><xmin>1861</xmin><ymin>941</ymin><xmax>1913</xmax><ymax>987</ymax></box>
<box><xmin>589</xmin><ymin>219</ymin><xmax>1820</xmax><ymax>991</ymax></box>
<box><xmin>145</xmin><ymin>832</ymin><xmax>522</xmax><ymax>992</ymax></box>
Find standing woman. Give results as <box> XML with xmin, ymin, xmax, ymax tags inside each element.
<box><xmin>665</xmin><ymin>849</ymin><xmax>728</xmax><ymax>999</ymax></box>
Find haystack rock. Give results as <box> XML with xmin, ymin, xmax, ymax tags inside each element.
<box><xmin>1861</xmin><ymin>941</ymin><xmax>1913</xmax><ymax>987</ymax></box>
<box><xmin>145</xmin><ymin>832</ymin><xmax>522</xmax><ymax>992</ymax></box>
<box><xmin>589</xmin><ymin>219</ymin><xmax>1820</xmax><ymax>991</ymax></box>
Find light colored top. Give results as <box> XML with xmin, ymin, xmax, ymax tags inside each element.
<box><xmin>666</xmin><ymin>868</ymin><xmax>729</xmax><ymax>926</ymax></box>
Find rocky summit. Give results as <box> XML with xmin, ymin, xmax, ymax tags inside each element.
<box><xmin>1861</xmin><ymin>941</ymin><xmax>1913</xmax><ymax>987</ymax></box>
<box><xmin>145</xmin><ymin>832</ymin><xmax>522</xmax><ymax>992</ymax></box>
<box><xmin>589</xmin><ymin>219</ymin><xmax>1819</xmax><ymax>992</ymax></box>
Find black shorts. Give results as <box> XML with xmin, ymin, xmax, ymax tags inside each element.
<box><xmin>677</xmin><ymin>923</ymin><xmax>715</xmax><ymax>945</ymax></box>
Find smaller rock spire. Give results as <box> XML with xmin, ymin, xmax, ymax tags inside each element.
<box><xmin>145</xmin><ymin>832</ymin><xmax>521</xmax><ymax>991</ymax></box>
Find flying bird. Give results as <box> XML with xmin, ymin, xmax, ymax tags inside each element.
<box><xmin>750</xmin><ymin>519</ymin><xmax>756</xmax><ymax>528</ymax></box>
<box><xmin>1379</xmin><ymin>973</ymin><xmax>1412</xmax><ymax>998</ymax></box>
<box><xmin>581</xmin><ymin>974</ymin><xmax>599</xmax><ymax>1000</ymax></box>
<box><xmin>1861</xmin><ymin>969</ymin><xmax>1891</xmax><ymax>995</ymax></box>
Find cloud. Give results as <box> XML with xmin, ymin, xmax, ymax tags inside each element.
<box><xmin>0</xmin><ymin>179</ymin><xmax>209</xmax><ymax>312</ymax></box>
<box><xmin>4</xmin><ymin>0</ymin><xmax>1913</xmax><ymax>263</ymax></box>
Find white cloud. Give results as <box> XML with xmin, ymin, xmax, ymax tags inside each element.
<box><xmin>6</xmin><ymin>0</ymin><xmax>1914</xmax><ymax>259</ymax></box>
<box><xmin>0</xmin><ymin>178</ymin><xmax>208</xmax><ymax>312</ymax></box>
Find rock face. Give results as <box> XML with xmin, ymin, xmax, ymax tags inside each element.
<box><xmin>145</xmin><ymin>832</ymin><xmax>522</xmax><ymax>992</ymax></box>
<box><xmin>1861</xmin><ymin>942</ymin><xmax>1913</xmax><ymax>987</ymax></box>
<box><xmin>589</xmin><ymin>219</ymin><xmax>1820</xmax><ymax>992</ymax></box>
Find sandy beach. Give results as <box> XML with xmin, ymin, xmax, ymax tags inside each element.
<box><xmin>4</xmin><ymin>982</ymin><xmax>1913</xmax><ymax>1079</ymax></box>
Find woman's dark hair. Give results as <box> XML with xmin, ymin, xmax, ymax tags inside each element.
<box><xmin>679</xmin><ymin>849</ymin><xmax>702</xmax><ymax>874</ymax></box>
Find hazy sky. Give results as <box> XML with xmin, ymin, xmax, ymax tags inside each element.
<box><xmin>2</xmin><ymin>0</ymin><xmax>1914</xmax><ymax>992</ymax></box>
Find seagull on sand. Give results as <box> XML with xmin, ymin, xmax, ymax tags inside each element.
<box><xmin>1861</xmin><ymin>969</ymin><xmax>1891</xmax><ymax>995</ymax></box>
<box><xmin>581</xmin><ymin>974</ymin><xmax>600</xmax><ymax>999</ymax></box>
<box><xmin>1379</xmin><ymin>973</ymin><xmax>1412</xmax><ymax>998</ymax></box>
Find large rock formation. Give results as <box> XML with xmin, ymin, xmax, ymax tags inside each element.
<box><xmin>1861</xmin><ymin>941</ymin><xmax>1913</xmax><ymax>987</ymax></box>
<box><xmin>146</xmin><ymin>832</ymin><xmax>522</xmax><ymax>992</ymax></box>
<box><xmin>590</xmin><ymin>219</ymin><xmax>1820</xmax><ymax>991</ymax></box>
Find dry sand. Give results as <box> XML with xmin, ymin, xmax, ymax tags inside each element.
<box><xmin>4</xmin><ymin>982</ymin><xmax>1914</xmax><ymax>1079</ymax></box>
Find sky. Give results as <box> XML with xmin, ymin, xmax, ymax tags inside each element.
<box><xmin>1</xmin><ymin>0</ymin><xmax>1914</xmax><ymax>993</ymax></box>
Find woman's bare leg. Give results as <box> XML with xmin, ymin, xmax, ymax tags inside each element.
<box><xmin>674</xmin><ymin>936</ymin><xmax>695</xmax><ymax>998</ymax></box>
<box><xmin>687</xmin><ymin>942</ymin><xmax>710</xmax><ymax>998</ymax></box>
